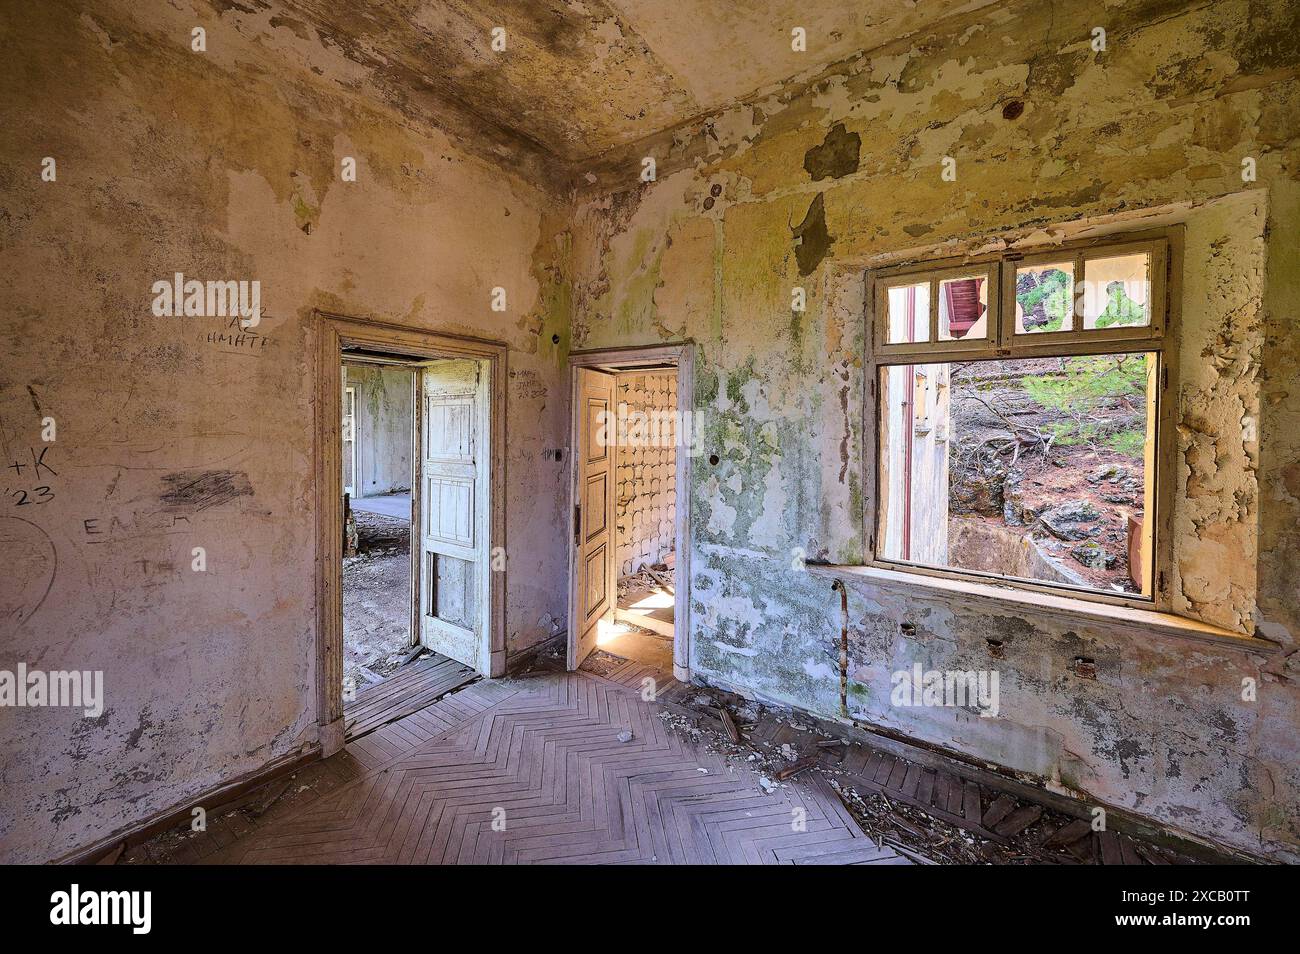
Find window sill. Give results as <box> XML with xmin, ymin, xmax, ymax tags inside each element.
<box><xmin>804</xmin><ymin>563</ymin><xmax>1278</xmax><ymax>656</ymax></box>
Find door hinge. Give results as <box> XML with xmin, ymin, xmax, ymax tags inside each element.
<box><xmin>573</xmin><ymin>504</ymin><xmax>581</xmax><ymax>544</ymax></box>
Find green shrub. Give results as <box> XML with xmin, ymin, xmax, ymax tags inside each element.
<box><xmin>1022</xmin><ymin>354</ymin><xmax>1147</xmax><ymax>457</ymax></box>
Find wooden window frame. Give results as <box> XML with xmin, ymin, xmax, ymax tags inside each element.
<box><xmin>876</xmin><ymin>261</ymin><xmax>999</xmax><ymax>357</ymax></box>
<box><xmin>864</xmin><ymin>227</ymin><xmax>1181</xmax><ymax>612</ymax></box>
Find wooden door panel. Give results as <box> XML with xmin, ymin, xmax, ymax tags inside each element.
<box><xmin>419</xmin><ymin>360</ymin><xmax>486</xmax><ymax>671</ymax></box>
<box><xmin>573</xmin><ymin>368</ymin><xmax>615</xmax><ymax>668</ymax></box>
<box><xmin>584</xmin><ymin>473</ymin><xmax>607</xmax><ymax>540</ymax></box>
<box><xmin>424</xmin><ymin>397</ymin><xmax>473</xmax><ymax>461</ymax></box>
<box><xmin>432</xmin><ymin>554</ymin><xmax>477</xmax><ymax>635</ymax></box>
<box><xmin>342</xmin><ymin>382</ymin><xmax>357</xmax><ymax>497</ymax></box>
<box><xmin>584</xmin><ymin>544</ymin><xmax>608</xmax><ymax>618</ymax></box>
<box><xmin>425</xmin><ymin>475</ymin><xmax>474</xmax><ymax>548</ymax></box>
<box><xmin>586</xmin><ymin>399</ymin><xmax>609</xmax><ymax>462</ymax></box>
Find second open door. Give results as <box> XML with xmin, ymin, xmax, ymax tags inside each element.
<box><xmin>417</xmin><ymin>358</ymin><xmax>490</xmax><ymax>673</ymax></box>
<box><xmin>570</xmin><ymin>368</ymin><xmax>616</xmax><ymax>669</ymax></box>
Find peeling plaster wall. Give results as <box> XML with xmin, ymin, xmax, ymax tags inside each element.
<box><xmin>570</xmin><ymin>0</ymin><xmax>1300</xmax><ymax>858</ymax></box>
<box><xmin>345</xmin><ymin>364</ymin><xmax>413</xmax><ymax>498</ymax></box>
<box><xmin>0</xmin><ymin>1</ymin><xmax>572</xmax><ymax>863</ymax></box>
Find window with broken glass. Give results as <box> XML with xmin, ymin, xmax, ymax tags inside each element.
<box><xmin>866</xmin><ymin>232</ymin><xmax>1175</xmax><ymax>607</ymax></box>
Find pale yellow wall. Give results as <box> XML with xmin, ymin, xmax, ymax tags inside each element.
<box><xmin>0</xmin><ymin>1</ymin><xmax>573</xmax><ymax>863</ymax></box>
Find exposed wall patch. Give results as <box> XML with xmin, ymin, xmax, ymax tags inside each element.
<box><xmin>803</xmin><ymin>122</ymin><xmax>860</xmax><ymax>180</ymax></box>
<box><xmin>792</xmin><ymin>193</ymin><xmax>833</xmax><ymax>276</ymax></box>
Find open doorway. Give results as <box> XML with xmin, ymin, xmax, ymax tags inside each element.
<box><xmin>316</xmin><ymin>317</ymin><xmax>507</xmax><ymax>751</ymax></box>
<box><xmin>567</xmin><ymin>346</ymin><xmax>693</xmax><ymax>682</ymax></box>
<box><xmin>341</xmin><ymin>360</ymin><xmax>415</xmax><ymax>693</ymax></box>
<box><xmin>339</xmin><ymin>352</ymin><xmax>491</xmax><ymax>735</ymax></box>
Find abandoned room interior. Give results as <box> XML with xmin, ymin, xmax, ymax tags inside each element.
<box><xmin>1</xmin><ymin>0</ymin><xmax>1298</xmax><ymax>878</ymax></box>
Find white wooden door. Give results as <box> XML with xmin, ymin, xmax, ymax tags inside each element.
<box><xmin>418</xmin><ymin>359</ymin><xmax>489</xmax><ymax>671</ymax></box>
<box><xmin>572</xmin><ymin>368</ymin><xmax>616</xmax><ymax>668</ymax></box>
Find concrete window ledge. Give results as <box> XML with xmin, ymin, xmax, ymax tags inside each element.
<box><xmin>805</xmin><ymin>563</ymin><xmax>1279</xmax><ymax>657</ymax></box>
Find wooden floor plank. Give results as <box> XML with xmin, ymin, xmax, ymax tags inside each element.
<box><xmin>994</xmin><ymin>804</ymin><xmax>1042</xmax><ymax>838</ymax></box>
<box><xmin>344</xmin><ymin>653</ymin><xmax>478</xmax><ymax>741</ymax></box>
<box><xmin>982</xmin><ymin>793</ymin><xmax>1017</xmax><ymax>829</ymax></box>
<box><xmin>204</xmin><ymin>669</ymin><xmax>884</xmax><ymax>865</ymax></box>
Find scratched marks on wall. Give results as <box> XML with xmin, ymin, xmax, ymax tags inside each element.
<box><xmin>3</xmin><ymin>446</ymin><xmax>58</xmax><ymax>508</ymax></box>
<box><xmin>159</xmin><ymin>469</ymin><xmax>254</xmax><ymax>513</ymax></box>
<box><xmin>200</xmin><ymin>315</ymin><xmax>275</xmax><ymax>356</ymax></box>
<box><xmin>2</xmin><ymin>445</ymin><xmax>60</xmax><ymax>630</ymax></box>
<box><xmin>0</xmin><ymin>515</ymin><xmax>57</xmax><ymax>626</ymax></box>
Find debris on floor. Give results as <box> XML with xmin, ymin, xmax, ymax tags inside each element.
<box><xmin>654</xmin><ymin>685</ymin><xmax>1209</xmax><ymax>866</ymax></box>
<box><xmin>343</xmin><ymin>510</ymin><xmax>412</xmax><ymax>685</ymax></box>
<box><xmin>578</xmin><ymin>649</ymin><xmax>630</xmax><ymax>678</ymax></box>
<box><xmin>617</xmin><ymin>566</ymin><xmax>674</xmax><ymax>601</ymax></box>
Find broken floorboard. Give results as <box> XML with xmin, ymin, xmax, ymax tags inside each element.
<box><xmin>816</xmin><ymin>738</ymin><xmax>1209</xmax><ymax>864</ymax></box>
<box><xmin>686</xmin><ymin>688</ymin><xmax>1234</xmax><ymax>865</ymax></box>
<box><xmin>344</xmin><ymin>652</ymin><xmax>478</xmax><ymax>742</ymax></box>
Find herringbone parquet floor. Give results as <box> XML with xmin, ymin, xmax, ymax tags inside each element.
<box><xmin>206</xmin><ymin>664</ymin><xmax>906</xmax><ymax>865</ymax></box>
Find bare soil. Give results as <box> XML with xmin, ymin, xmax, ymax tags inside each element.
<box><xmin>1013</xmin><ymin>447</ymin><xmax>1143</xmax><ymax>591</ymax></box>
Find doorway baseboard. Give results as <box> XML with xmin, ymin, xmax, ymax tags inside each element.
<box><xmin>505</xmin><ymin>632</ymin><xmax>565</xmax><ymax>674</ymax></box>
<box><xmin>320</xmin><ymin>715</ymin><xmax>345</xmax><ymax>757</ymax></box>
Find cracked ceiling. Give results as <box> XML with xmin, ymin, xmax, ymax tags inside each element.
<box><xmin>270</xmin><ymin>0</ymin><xmax>1004</xmax><ymax>164</ymax></box>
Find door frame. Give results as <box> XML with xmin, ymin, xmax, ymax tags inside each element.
<box><xmin>342</xmin><ymin>382</ymin><xmax>358</xmax><ymax>498</ymax></box>
<box><xmin>315</xmin><ymin>310</ymin><xmax>507</xmax><ymax>756</ymax></box>
<box><xmin>566</xmin><ymin>343</ymin><xmax>694</xmax><ymax>683</ymax></box>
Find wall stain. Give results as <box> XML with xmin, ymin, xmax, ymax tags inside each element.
<box><xmin>159</xmin><ymin>470</ymin><xmax>254</xmax><ymax>513</ymax></box>
<box><xmin>792</xmin><ymin>193</ymin><xmax>833</xmax><ymax>276</ymax></box>
<box><xmin>803</xmin><ymin>122</ymin><xmax>861</xmax><ymax>181</ymax></box>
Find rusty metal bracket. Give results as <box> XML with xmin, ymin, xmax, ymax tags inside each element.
<box><xmin>831</xmin><ymin>578</ymin><xmax>849</xmax><ymax>718</ymax></box>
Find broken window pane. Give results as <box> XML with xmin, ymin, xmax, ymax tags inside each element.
<box><xmin>1082</xmin><ymin>252</ymin><xmax>1150</xmax><ymax>329</ymax></box>
<box><xmin>878</xmin><ymin>352</ymin><xmax>1155</xmax><ymax>596</ymax></box>
<box><xmin>1014</xmin><ymin>262</ymin><xmax>1074</xmax><ymax>334</ymax></box>
<box><xmin>938</xmin><ymin>274</ymin><xmax>988</xmax><ymax>341</ymax></box>
<box><xmin>885</xmin><ymin>282</ymin><xmax>930</xmax><ymax>344</ymax></box>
